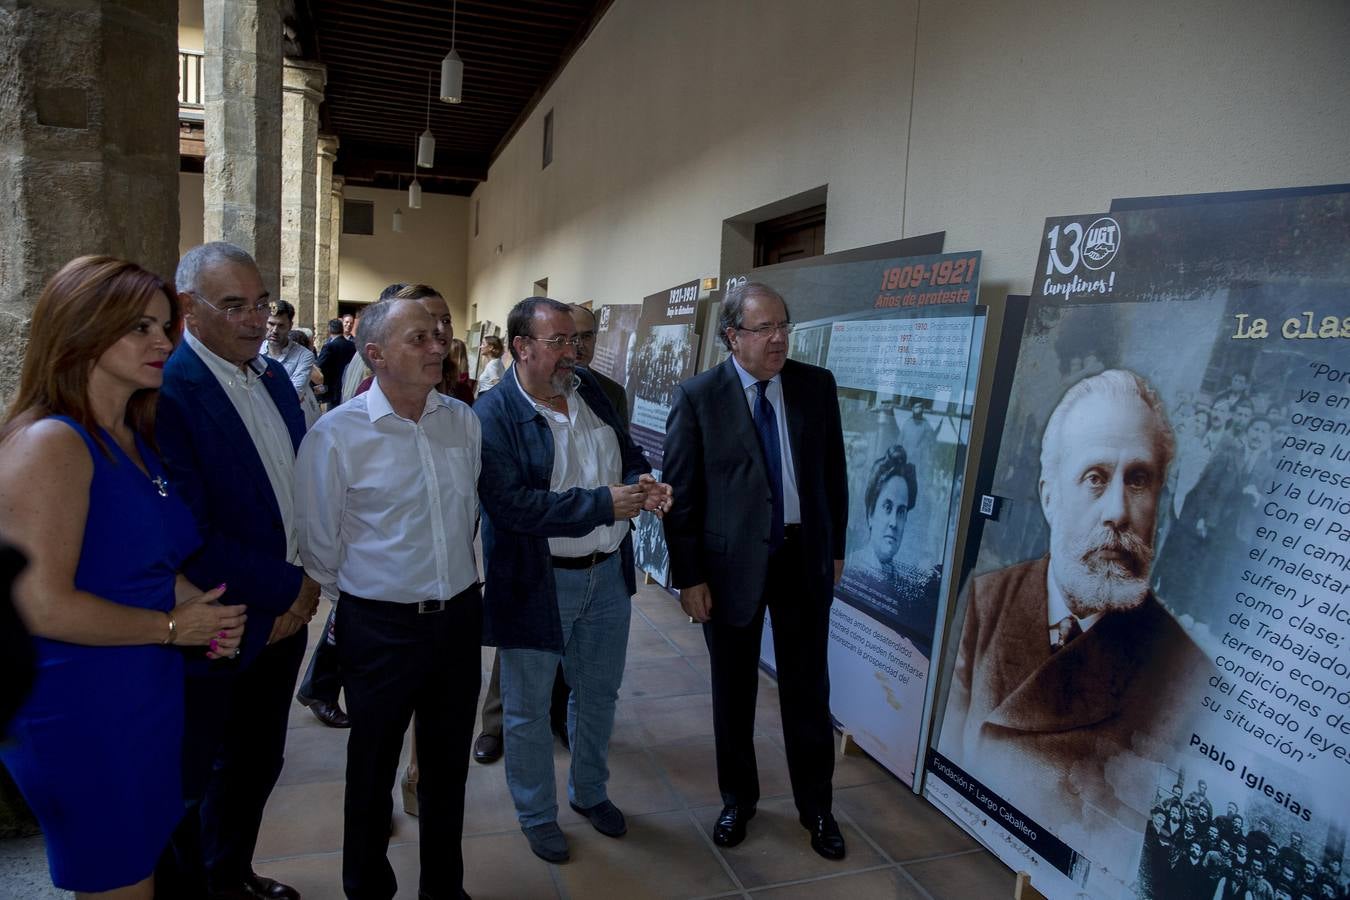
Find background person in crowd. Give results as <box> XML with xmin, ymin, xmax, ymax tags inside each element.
<box><xmin>296</xmin><ymin>296</ymin><xmax>483</xmax><ymax>900</ymax></box>
<box><xmin>475</xmin><ymin>335</ymin><xmax>506</xmax><ymax>396</ymax></box>
<box><xmin>444</xmin><ymin>338</ymin><xmax>476</xmax><ymax>404</ymax></box>
<box><xmin>158</xmin><ymin>242</ymin><xmax>320</xmax><ymax>900</ymax></box>
<box><xmin>943</xmin><ymin>369</ymin><xmax>1209</xmax><ymax>848</ymax></box>
<box><xmin>663</xmin><ymin>281</ymin><xmax>849</xmax><ymax>861</ymax></box>
<box><xmin>474</xmin><ymin>297</ymin><xmax>671</xmax><ymax>864</ymax></box>
<box><xmin>315</xmin><ymin>317</ymin><xmax>355</xmax><ymax>410</ymax></box>
<box><xmin>341</xmin><ymin>313</ymin><xmax>355</xmax><ymax>340</ymax></box>
<box><xmin>340</xmin><ymin>307</ymin><xmax>372</xmax><ymax>404</ymax></box>
<box><xmin>0</xmin><ymin>256</ymin><xmax>244</xmax><ymax>899</ymax></box>
<box><xmin>569</xmin><ymin>304</ymin><xmax>627</xmax><ymax>419</ymax></box>
<box><xmin>262</xmin><ymin>300</ymin><xmax>321</xmax><ymax>428</ymax></box>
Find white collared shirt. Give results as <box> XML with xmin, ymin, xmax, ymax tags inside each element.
<box><xmin>515</xmin><ymin>377</ymin><xmax>628</xmax><ymax>557</ymax></box>
<box><xmin>1045</xmin><ymin>561</ymin><xmax>1102</xmax><ymax>647</ymax></box>
<box><xmin>295</xmin><ymin>379</ymin><xmax>481</xmax><ymax>604</ymax></box>
<box><xmin>730</xmin><ymin>356</ymin><xmax>801</xmax><ymax>524</ymax></box>
<box><xmin>185</xmin><ymin>328</ymin><xmax>301</xmax><ymax>563</ymax></box>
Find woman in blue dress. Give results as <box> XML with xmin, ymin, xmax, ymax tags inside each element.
<box><xmin>0</xmin><ymin>256</ymin><xmax>248</xmax><ymax>898</ymax></box>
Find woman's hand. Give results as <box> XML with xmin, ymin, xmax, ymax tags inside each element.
<box><xmin>171</xmin><ymin>584</ymin><xmax>247</xmax><ymax>658</ymax></box>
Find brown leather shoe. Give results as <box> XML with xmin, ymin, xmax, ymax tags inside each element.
<box><xmin>296</xmin><ymin>694</ymin><xmax>350</xmax><ymax>728</ymax></box>
<box><xmin>473</xmin><ymin>732</ymin><xmax>503</xmax><ymax>764</ymax></box>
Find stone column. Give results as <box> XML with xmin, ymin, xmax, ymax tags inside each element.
<box><xmin>202</xmin><ymin>0</ymin><xmax>282</xmax><ymax>295</ymax></box>
<box><xmin>326</xmin><ymin>175</ymin><xmax>344</xmax><ymax>324</ymax></box>
<box><xmin>313</xmin><ymin>133</ymin><xmax>339</xmax><ymax>332</ymax></box>
<box><xmin>0</xmin><ymin>0</ymin><xmax>180</xmax><ymax>400</ymax></box>
<box><xmin>280</xmin><ymin>60</ymin><xmax>325</xmax><ymax>328</ymax></box>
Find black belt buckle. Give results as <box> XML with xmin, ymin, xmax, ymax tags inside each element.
<box><xmin>416</xmin><ymin>598</ymin><xmax>446</xmax><ymax>614</ymax></box>
<box><xmin>550</xmin><ymin>548</ymin><xmax>613</xmax><ymax>570</ymax></box>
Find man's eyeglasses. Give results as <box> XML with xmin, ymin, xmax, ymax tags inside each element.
<box><xmin>737</xmin><ymin>321</ymin><xmax>794</xmax><ymax>338</ymax></box>
<box><xmin>189</xmin><ymin>292</ymin><xmax>270</xmax><ymax>321</ymax></box>
<box><xmin>528</xmin><ymin>335</ymin><xmax>582</xmax><ymax>349</ymax></box>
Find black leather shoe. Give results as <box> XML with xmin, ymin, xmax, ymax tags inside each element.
<box><xmin>208</xmin><ymin>873</ymin><xmax>301</xmax><ymax>900</ymax></box>
<box><xmin>297</xmin><ymin>693</ymin><xmax>350</xmax><ymax>728</ymax></box>
<box><xmin>473</xmin><ymin>732</ymin><xmax>503</xmax><ymax>764</ymax></box>
<box><xmin>800</xmin><ymin>812</ymin><xmax>846</xmax><ymax>860</ymax></box>
<box><xmin>712</xmin><ymin>805</ymin><xmax>755</xmax><ymax>847</ymax></box>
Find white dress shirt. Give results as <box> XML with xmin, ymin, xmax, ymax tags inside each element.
<box><xmin>730</xmin><ymin>356</ymin><xmax>801</xmax><ymax>525</ymax></box>
<box><xmin>184</xmin><ymin>328</ymin><xmax>301</xmax><ymax>563</ymax></box>
<box><xmin>476</xmin><ymin>356</ymin><xmax>506</xmax><ymax>395</ymax></box>
<box><xmin>515</xmin><ymin>378</ymin><xmax>628</xmax><ymax>557</ymax></box>
<box><xmin>1045</xmin><ymin>562</ymin><xmax>1102</xmax><ymax>647</ymax></box>
<box><xmin>295</xmin><ymin>379</ymin><xmax>481</xmax><ymax>604</ymax></box>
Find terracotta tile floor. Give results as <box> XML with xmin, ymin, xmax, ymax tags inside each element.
<box><xmin>1</xmin><ymin>580</ymin><xmax>1015</xmax><ymax>899</ymax></box>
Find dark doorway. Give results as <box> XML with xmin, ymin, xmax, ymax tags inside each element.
<box><xmin>755</xmin><ymin>204</ymin><xmax>826</xmax><ymax>267</ymax></box>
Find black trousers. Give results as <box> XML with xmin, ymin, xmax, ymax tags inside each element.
<box><xmin>703</xmin><ymin>536</ymin><xmax>834</xmax><ymax>818</ymax></box>
<box><xmin>338</xmin><ymin>587</ymin><xmax>482</xmax><ymax>900</ymax></box>
<box><xmin>299</xmin><ymin>597</ymin><xmax>342</xmax><ymax>704</ymax></box>
<box><xmin>162</xmin><ymin>627</ymin><xmax>308</xmax><ymax>895</ymax></box>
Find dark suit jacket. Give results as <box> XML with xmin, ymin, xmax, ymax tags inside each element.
<box><xmin>586</xmin><ymin>367</ymin><xmax>630</xmax><ymax>427</ymax></box>
<box><xmin>157</xmin><ymin>343</ymin><xmax>308</xmax><ymax>672</ymax></box>
<box><xmin>315</xmin><ymin>335</ymin><xmax>355</xmax><ymax>405</ymax></box>
<box><xmin>474</xmin><ymin>366</ymin><xmax>651</xmax><ymax>652</ymax></box>
<box><xmin>944</xmin><ymin>556</ymin><xmax>1209</xmax><ymax>831</ymax></box>
<box><xmin>662</xmin><ymin>357</ymin><xmax>847</xmax><ymax>626</ymax></box>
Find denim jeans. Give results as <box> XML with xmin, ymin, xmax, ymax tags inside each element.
<box><xmin>500</xmin><ymin>552</ymin><xmax>631</xmax><ymax>827</ymax></box>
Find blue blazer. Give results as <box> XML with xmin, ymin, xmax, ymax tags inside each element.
<box><xmin>157</xmin><ymin>341</ymin><xmax>307</xmax><ymax>672</ymax></box>
<box><xmin>474</xmin><ymin>366</ymin><xmax>650</xmax><ymax>652</ymax></box>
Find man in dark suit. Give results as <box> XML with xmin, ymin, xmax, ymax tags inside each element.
<box><xmin>158</xmin><ymin>242</ymin><xmax>320</xmax><ymax>900</ymax></box>
<box><xmin>663</xmin><ymin>281</ymin><xmax>848</xmax><ymax>859</ymax></box>
<box><xmin>942</xmin><ymin>369</ymin><xmax>1208</xmax><ymax>854</ymax></box>
<box><xmin>315</xmin><ymin>317</ymin><xmax>355</xmax><ymax>408</ymax></box>
<box><xmin>570</xmin><ymin>304</ymin><xmax>630</xmax><ymax>423</ymax></box>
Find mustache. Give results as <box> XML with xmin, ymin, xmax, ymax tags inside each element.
<box><xmin>1077</xmin><ymin>526</ymin><xmax>1153</xmax><ymax>575</ymax></box>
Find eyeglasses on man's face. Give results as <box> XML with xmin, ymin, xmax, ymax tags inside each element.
<box><xmin>528</xmin><ymin>335</ymin><xmax>582</xmax><ymax>350</ymax></box>
<box><xmin>189</xmin><ymin>292</ymin><xmax>271</xmax><ymax>321</ymax></box>
<box><xmin>737</xmin><ymin>321</ymin><xmax>794</xmax><ymax>338</ymax></box>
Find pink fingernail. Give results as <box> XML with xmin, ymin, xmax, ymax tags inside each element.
<box><xmin>216</xmin><ymin>583</ymin><xmax>227</xmax><ymax>591</ymax></box>
<box><xmin>209</xmin><ymin>639</ymin><xmax>219</xmax><ymax>652</ymax></box>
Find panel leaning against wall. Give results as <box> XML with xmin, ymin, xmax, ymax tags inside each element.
<box><xmin>924</xmin><ymin>188</ymin><xmax>1350</xmax><ymax>900</ymax></box>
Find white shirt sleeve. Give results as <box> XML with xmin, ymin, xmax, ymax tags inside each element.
<box><xmin>294</xmin><ymin>423</ymin><xmax>345</xmax><ymax>592</ymax></box>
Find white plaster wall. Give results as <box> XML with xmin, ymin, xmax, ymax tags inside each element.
<box><xmin>467</xmin><ymin>0</ymin><xmax>1350</xmax><ymax>325</ymax></box>
<box><xmin>337</xmin><ymin>186</ymin><xmax>470</xmax><ymax>325</ymax></box>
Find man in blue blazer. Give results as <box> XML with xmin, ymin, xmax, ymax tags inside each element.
<box><xmin>663</xmin><ymin>281</ymin><xmax>849</xmax><ymax>860</ymax></box>
<box><xmin>157</xmin><ymin>242</ymin><xmax>319</xmax><ymax>900</ymax></box>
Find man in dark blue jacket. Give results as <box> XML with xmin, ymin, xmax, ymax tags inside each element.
<box><xmin>157</xmin><ymin>242</ymin><xmax>320</xmax><ymax>900</ymax></box>
<box><xmin>474</xmin><ymin>297</ymin><xmax>671</xmax><ymax>864</ymax></box>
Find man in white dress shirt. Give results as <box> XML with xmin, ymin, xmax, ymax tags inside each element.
<box><xmin>295</xmin><ymin>297</ymin><xmax>482</xmax><ymax>900</ymax></box>
<box><xmin>473</xmin><ymin>297</ymin><xmax>671</xmax><ymax>864</ymax></box>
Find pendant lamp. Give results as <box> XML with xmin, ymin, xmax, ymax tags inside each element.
<box><xmin>417</xmin><ymin>72</ymin><xmax>435</xmax><ymax>168</ymax></box>
<box><xmin>409</xmin><ymin>178</ymin><xmax>422</xmax><ymax>209</ymax></box>
<box><xmin>439</xmin><ymin>0</ymin><xmax>463</xmax><ymax>103</ymax></box>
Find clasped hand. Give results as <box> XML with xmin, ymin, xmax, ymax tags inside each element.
<box><xmin>609</xmin><ymin>473</ymin><xmax>674</xmax><ymax>520</ymax></box>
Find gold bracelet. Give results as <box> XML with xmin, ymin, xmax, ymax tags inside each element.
<box><xmin>163</xmin><ymin>611</ymin><xmax>177</xmax><ymax>645</ymax></box>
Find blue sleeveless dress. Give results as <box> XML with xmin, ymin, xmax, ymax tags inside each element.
<box><xmin>1</xmin><ymin>417</ymin><xmax>201</xmax><ymax>892</ymax></box>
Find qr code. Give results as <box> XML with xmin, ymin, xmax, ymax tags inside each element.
<box><xmin>979</xmin><ymin>495</ymin><xmax>995</xmax><ymax>516</ymax></box>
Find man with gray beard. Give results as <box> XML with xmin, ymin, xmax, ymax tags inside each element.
<box><xmin>942</xmin><ymin>369</ymin><xmax>1208</xmax><ymax>839</ymax></box>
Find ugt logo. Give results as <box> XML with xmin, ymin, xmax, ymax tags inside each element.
<box><xmin>1044</xmin><ymin>215</ymin><xmax>1122</xmax><ymax>275</ymax></box>
<box><xmin>1081</xmin><ymin>217</ymin><xmax>1120</xmax><ymax>270</ymax></box>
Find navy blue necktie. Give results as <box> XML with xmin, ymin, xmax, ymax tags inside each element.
<box><xmin>754</xmin><ymin>380</ymin><xmax>785</xmax><ymax>551</ymax></box>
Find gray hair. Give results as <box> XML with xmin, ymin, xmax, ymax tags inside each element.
<box><xmin>1039</xmin><ymin>369</ymin><xmax>1176</xmax><ymax>482</ymax></box>
<box><xmin>718</xmin><ymin>281</ymin><xmax>789</xmax><ymax>350</ymax></box>
<box><xmin>175</xmin><ymin>242</ymin><xmax>257</xmax><ymax>296</ymax></box>
<box><xmin>354</xmin><ymin>297</ymin><xmax>424</xmax><ymax>368</ymax></box>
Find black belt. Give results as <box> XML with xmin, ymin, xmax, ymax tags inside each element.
<box><xmin>550</xmin><ymin>548</ymin><xmax>616</xmax><ymax>570</ymax></box>
<box><xmin>340</xmin><ymin>584</ymin><xmax>477</xmax><ymax>614</ymax></box>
